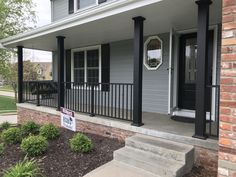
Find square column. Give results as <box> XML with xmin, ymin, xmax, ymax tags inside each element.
<box><xmin>132</xmin><ymin>16</ymin><xmax>145</xmax><ymax>127</ymax></box>
<box><xmin>17</xmin><ymin>46</ymin><xmax>23</xmax><ymax>103</ymax></box>
<box><xmin>57</xmin><ymin>36</ymin><xmax>65</xmax><ymax>110</ymax></box>
<box><xmin>194</xmin><ymin>0</ymin><xmax>212</xmax><ymax>139</ymax></box>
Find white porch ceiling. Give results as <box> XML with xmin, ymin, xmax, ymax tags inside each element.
<box><xmin>1</xmin><ymin>0</ymin><xmax>222</xmax><ymax>51</ymax></box>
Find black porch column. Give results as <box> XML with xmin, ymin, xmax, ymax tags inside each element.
<box><xmin>194</xmin><ymin>0</ymin><xmax>212</xmax><ymax>139</ymax></box>
<box><xmin>57</xmin><ymin>36</ymin><xmax>65</xmax><ymax>110</ymax></box>
<box><xmin>17</xmin><ymin>46</ymin><xmax>23</xmax><ymax>103</ymax></box>
<box><xmin>132</xmin><ymin>16</ymin><xmax>145</xmax><ymax>127</ymax></box>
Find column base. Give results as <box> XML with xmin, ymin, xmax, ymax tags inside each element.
<box><xmin>131</xmin><ymin>122</ymin><xmax>144</xmax><ymax>127</ymax></box>
<box><xmin>192</xmin><ymin>134</ymin><xmax>208</xmax><ymax>140</ymax></box>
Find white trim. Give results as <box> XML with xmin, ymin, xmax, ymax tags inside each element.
<box><xmin>51</xmin><ymin>0</ymin><xmax>54</xmax><ymax>22</ymax></box>
<box><xmin>168</xmin><ymin>28</ymin><xmax>174</xmax><ymax>114</ymax></box>
<box><xmin>0</xmin><ymin>0</ymin><xmax>163</xmax><ymax>47</ymax></box>
<box><xmin>71</xmin><ymin>45</ymin><xmax>102</xmax><ymax>85</ymax></box>
<box><xmin>143</xmin><ymin>36</ymin><xmax>163</xmax><ymax>70</ymax></box>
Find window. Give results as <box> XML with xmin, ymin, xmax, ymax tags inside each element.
<box><xmin>72</xmin><ymin>46</ymin><xmax>101</xmax><ymax>84</ymax></box>
<box><xmin>144</xmin><ymin>36</ymin><xmax>163</xmax><ymax>70</ymax></box>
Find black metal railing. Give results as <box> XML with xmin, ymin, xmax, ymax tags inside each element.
<box><xmin>63</xmin><ymin>82</ymin><xmax>133</xmax><ymax>121</ymax></box>
<box><xmin>23</xmin><ymin>81</ymin><xmax>133</xmax><ymax>121</ymax></box>
<box><xmin>23</xmin><ymin>81</ymin><xmax>58</xmax><ymax>108</ymax></box>
<box><xmin>206</xmin><ymin>85</ymin><xmax>220</xmax><ymax>138</ymax></box>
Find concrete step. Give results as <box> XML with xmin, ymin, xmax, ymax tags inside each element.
<box><xmin>114</xmin><ymin>147</ymin><xmax>186</xmax><ymax>177</ymax></box>
<box><xmin>126</xmin><ymin>134</ymin><xmax>194</xmax><ymax>172</ymax></box>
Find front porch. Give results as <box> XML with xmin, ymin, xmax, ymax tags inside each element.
<box><xmin>0</xmin><ymin>0</ymin><xmax>222</xmax><ymax>140</ymax></box>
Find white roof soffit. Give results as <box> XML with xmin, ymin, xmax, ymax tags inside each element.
<box><xmin>0</xmin><ymin>0</ymin><xmax>163</xmax><ymax>48</ymax></box>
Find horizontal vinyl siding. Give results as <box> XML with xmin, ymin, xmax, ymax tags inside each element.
<box><xmin>52</xmin><ymin>0</ymin><xmax>69</xmax><ymax>22</ymax></box>
<box><xmin>110</xmin><ymin>33</ymin><xmax>170</xmax><ymax>114</ymax></box>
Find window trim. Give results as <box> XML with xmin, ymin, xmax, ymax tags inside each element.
<box><xmin>143</xmin><ymin>36</ymin><xmax>163</xmax><ymax>71</ymax></box>
<box><xmin>71</xmin><ymin>45</ymin><xmax>102</xmax><ymax>85</ymax></box>
<box><xmin>74</xmin><ymin>0</ymin><xmax>99</xmax><ymax>14</ymax></box>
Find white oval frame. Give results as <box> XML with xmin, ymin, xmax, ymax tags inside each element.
<box><xmin>143</xmin><ymin>36</ymin><xmax>163</xmax><ymax>70</ymax></box>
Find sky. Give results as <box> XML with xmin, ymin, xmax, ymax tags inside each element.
<box><xmin>24</xmin><ymin>0</ymin><xmax>52</xmax><ymax>63</ymax></box>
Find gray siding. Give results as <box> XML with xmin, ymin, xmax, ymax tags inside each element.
<box><xmin>52</xmin><ymin>0</ymin><xmax>68</xmax><ymax>21</ymax></box>
<box><xmin>110</xmin><ymin>33</ymin><xmax>170</xmax><ymax>114</ymax></box>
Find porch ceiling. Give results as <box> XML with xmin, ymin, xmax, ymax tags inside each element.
<box><xmin>0</xmin><ymin>0</ymin><xmax>222</xmax><ymax>51</ymax></box>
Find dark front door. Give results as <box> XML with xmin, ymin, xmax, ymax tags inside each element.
<box><xmin>178</xmin><ymin>32</ymin><xmax>214</xmax><ymax>111</ymax></box>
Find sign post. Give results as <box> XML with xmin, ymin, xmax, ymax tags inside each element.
<box><xmin>60</xmin><ymin>107</ymin><xmax>76</xmax><ymax>132</ymax></box>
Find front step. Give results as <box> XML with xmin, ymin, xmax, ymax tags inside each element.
<box><xmin>114</xmin><ymin>134</ymin><xmax>194</xmax><ymax>177</ymax></box>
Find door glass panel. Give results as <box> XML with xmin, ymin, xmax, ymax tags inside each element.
<box><xmin>74</xmin><ymin>51</ymin><xmax>85</xmax><ymax>84</ymax></box>
<box><xmin>185</xmin><ymin>38</ymin><xmax>197</xmax><ymax>84</ymax></box>
<box><xmin>87</xmin><ymin>49</ymin><xmax>99</xmax><ymax>83</ymax></box>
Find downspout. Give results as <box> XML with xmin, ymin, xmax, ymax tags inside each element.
<box><xmin>168</xmin><ymin>28</ymin><xmax>174</xmax><ymax>115</ymax></box>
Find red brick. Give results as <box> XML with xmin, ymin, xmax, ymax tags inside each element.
<box><xmin>220</xmin><ymin>122</ymin><xmax>232</xmax><ymax>131</ymax></box>
<box><xmin>223</xmin><ymin>0</ymin><xmax>236</xmax><ymax>8</ymax></box>
<box><xmin>221</xmin><ymin>108</ymin><xmax>232</xmax><ymax>115</ymax></box>
<box><xmin>222</xmin><ymin>53</ymin><xmax>236</xmax><ymax>61</ymax></box>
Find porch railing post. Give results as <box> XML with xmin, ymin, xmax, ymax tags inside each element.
<box><xmin>193</xmin><ymin>0</ymin><xmax>212</xmax><ymax>139</ymax></box>
<box><xmin>36</xmin><ymin>82</ymin><xmax>40</xmax><ymax>106</ymax></box>
<box><xmin>17</xmin><ymin>46</ymin><xmax>23</xmax><ymax>103</ymax></box>
<box><xmin>90</xmin><ymin>83</ymin><xmax>95</xmax><ymax>117</ymax></box>
<box><xmin>57</xmin><ymin>36</ymin><xmax>65</xmax><ymax>110</ymax></box>
<box><xmin>132</xmin><ymin>16</ymin><xmax>145</xmax><ymax>127</ymax></box>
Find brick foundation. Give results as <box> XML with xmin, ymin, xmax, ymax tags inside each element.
<box><xmin>219</xmin><ymin>1</ymin><xmax>236</xmax><ymax>176</ymax></box>
<box><xmin>17</xmin><ymin>107</ymin><xmax>134</xmax><ymax>141</ymax></box>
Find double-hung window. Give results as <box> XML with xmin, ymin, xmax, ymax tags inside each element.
<box><xmin>72</xmin><ymin>46</ymin><xmax>101</xmax><ymax>85</ymax></box>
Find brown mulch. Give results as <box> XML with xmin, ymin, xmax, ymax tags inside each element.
<box><xmin>184</xmin><ymin>166</ymin><xmax>217</xmax><ymax>177</ymax></box>
<box><xmin>0</xmin><ymin>128</ymin><xmax>124</xmax><ymax>177</ymax></box>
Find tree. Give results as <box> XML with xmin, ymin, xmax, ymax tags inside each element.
<box><xmin>3</xmin><ymin>61</ymin><xmax>41</xmax><ymax>101</ymax></box>
<box><xmin>0</xmin><ymin>0</ymin><xmax>36</xmax><ymax>101</ymax></box>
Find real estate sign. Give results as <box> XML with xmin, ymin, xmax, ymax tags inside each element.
<box><xmin>60</xmin><ymin>107</ymin><xmax>76</xmax><ymax>132</ymax></box>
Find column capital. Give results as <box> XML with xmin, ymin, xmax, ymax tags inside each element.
<box><xmin>132</xmin><ymin>16</ymin><xmax>146</xmax><ymax>22</ymax></box>
<box><xmin>56</xmin><ymin>36</ymin><xmax>66</xmax><ymax>39</ymax></box>
<box><xmin>195</xmin><ymin>0</ymin><xmax>212</xmax><ymax>6</ymax></box>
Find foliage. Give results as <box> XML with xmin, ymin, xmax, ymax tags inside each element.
<box><xmin>21</xmin><ymin>135</ymin><xmax>48</xmax><ymax>156</ymax></box>
<box><xmin>3</xmin><ymin>156</ymin><xmax>43</xmax><ymax>177</ymax></box>
<box><xmin>1</xmin><ymin>127</ymin><xmax>22</xmax><ymax>144</ymax></box>
<box><xmin>69</xmin><ymin>133</ymin><xmax>93</xmax><ymax>153</ymax></box>
<box><xmin>39</xmin><ymin>123</ymin><xmax>60</xmax><ymax>140</ymax></box>
<box><xmin>21</xmin><ymin>121</ymin><xmax>40</xmax><ymax>137</ymax></box>
<box><xmin>0</xmin><ymin>0</ymin><xmax>36</xmax><ymax>102</ymax></box>
<box><xmin>0</xmin><ymin>121</ymin><xmax>11</xmax><ymax>130</ymax></box>
<box><xmin>0</xmin><ymin>142</ymin><xmax>5</xmax><ymax>155</ymax></box>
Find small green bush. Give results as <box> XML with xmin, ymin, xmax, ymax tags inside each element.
<box><xmin>21</xmin><ymin>121</ymin><xmax>40</xmax><ymax>137</ymax></box>
<box><xmin>3</xmin><ymin>157</ymin><xmax>43</xmax><ymax>177</ymax></box>
<box><xmin>0</xmin><ymin>143</ymin><xmax>5</xmax><ymax>155</ymax></box>
<box><xmin>1</xmin><ymin>128</ymin><xmax>22</xmax><ymax>144</ymax></box>
<box><xmin>0</xmin><ymin>122</ymin><xmax>11</xmax><ymax>130</ymax></box>
<box><xmin>39</xmin><ymin>123</ymin><xmax>59</xmax><ymax>140</ymax></box>
<box><xmin>21</xmin><ymin>135</ymin><xmax>48</xmax><ymax>156</ymax></box>
<box><xmin>69</xmin><ymin>133</ymin><xmax>93</xmax><ymax>153</ymax></box>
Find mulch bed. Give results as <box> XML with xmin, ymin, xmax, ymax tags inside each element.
<box><xmin>184</xmin><ymin>166</ymin><xmax>217</xmax><ymax>177</ymax></box>
<box><xmin>0</xmin><ymin>128</ymin><xmax>124</xmax><ymax>177</ymax></box>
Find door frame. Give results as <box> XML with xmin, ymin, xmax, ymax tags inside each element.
<box><xmin>171</xmin><ymin>25</ymin><xmax>219</xmax><ymax>120</ymax></box>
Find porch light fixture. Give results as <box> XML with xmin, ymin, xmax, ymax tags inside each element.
<box><xmin>143</xmin><ymin>36</ymin><xmax>163</xmax><ymax>70</ymax></box>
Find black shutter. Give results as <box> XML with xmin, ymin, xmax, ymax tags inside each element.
<box><xmin>98</xmin><ymin>0</ymin><xmax>107</xmax><ymax>4</ymax></box>
<box><xmin>101</xmin><ymin>44</ymin><xmax>110</xmax><ymax>91</ymax></box>
<box><xmin>66</xmin><ymin>49</ymin><xmax>71</xmax><ymax>89</ymax></box>
<box><xmin>68</xmin><ymin>0</ymin><xmax>74</xmax><ymax>14</ymax></box>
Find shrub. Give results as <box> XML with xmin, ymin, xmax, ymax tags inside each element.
<box><xmin>21</xmin><ymin>135</ymin><xmax>48</xmax><ymax>157</ymax></box>
<box><xmin>0</xmin><ymin>143</ymin><xmax>5</xmax><ymax>155</ymax></box>
<box><xmin>3</xmin><ymin>157</ymin><xmax>43</xmax><ymax>177</ymax></box>
<box><xmin>1</xmin><ymin>128</ymin><xmax>22</xmax><ymax>144</ymax></box>
<box><xmin>39</xmin><ymin>123</ymin><xmax>59</xmax><ymax>140</ymax></box>
<box><xmin>0</xmin><ymin>122</ymin><xmax>11</xmax><ymax>130</ymax></box>
<box><xmin>21</xmin><ymin>121</ymin><xmax>40</xmax><ymax>137</ymax></box>
<box><xmin>69</xmin><ymin>133</ymin><xmax>93</xmax><ymax>153</ymax></box>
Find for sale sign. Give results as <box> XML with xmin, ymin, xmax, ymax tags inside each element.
<box><xmin>60</xmin><ymin>107</ymin><xmax>76</xmax><ymax>132</ymax></box>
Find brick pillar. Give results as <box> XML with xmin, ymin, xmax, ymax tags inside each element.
<box><xmin>218</xmin><ymin>0</ymin><xmax>236</xmax><ymax>176</ymax></box>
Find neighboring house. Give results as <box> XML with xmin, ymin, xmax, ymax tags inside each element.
<box><xmin>33</xmin><ymin>62</ymin><xmax>52</xmax><ymax>80</ymax></box>
<box><xmin>0</xmin><ymin>0</ymin><xmax>235</xmax><ymax>176</ymax></box>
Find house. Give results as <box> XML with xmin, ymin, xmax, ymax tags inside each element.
<box><xmin>0</xmin><ymin>0</ymin><xmax>235</xmax><ymax>176</ymax></box>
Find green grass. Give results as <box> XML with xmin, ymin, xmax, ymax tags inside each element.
<box><xmin>0</xmin><ymin>96</ymin><xmax>16</xmax><ymax>112</ymax></box>
<box><xmin>0</xmin><ymin>85</ymin><xmax>13</xmax><ymax>92</ymax></box>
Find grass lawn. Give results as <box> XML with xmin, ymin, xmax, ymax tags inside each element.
<box><xmin>0</xmin><ymin>96</ymin><xmax>16</xmax><ymax>114</ymax></box>
<box><xmin>0</xmin><ymin>85</ymin><xmax>13</xmax><ymax>92</ymax></box>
